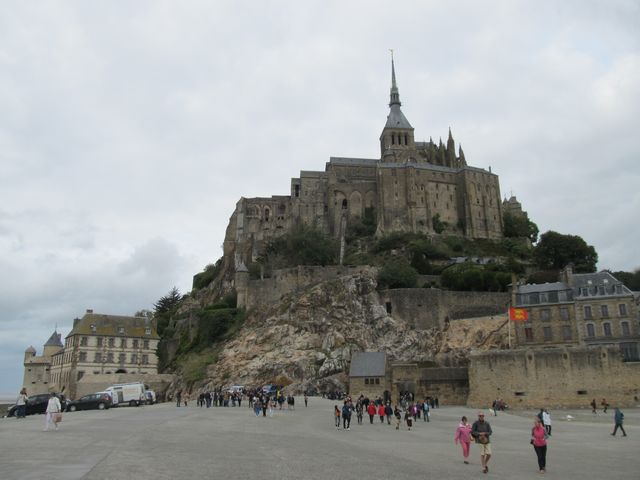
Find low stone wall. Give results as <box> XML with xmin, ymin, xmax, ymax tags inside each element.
<box><xmin>467</xmin><ymin>346</ymin><xmax>640</xmax><ymax>409</ymax></box>
<box><xmin>75</xmin><ymin>373</ymin><xmax>176</xmax><ymax>400</ymax></box>
<box><xmin>391</xmin><ymin>363</ymin><xmax>469</xmax><ymax>405</ymax></box>
<box><xmin>380</xmin><ymin>289</ymin><xmax>509</xmax><ymax>330</ymax></box>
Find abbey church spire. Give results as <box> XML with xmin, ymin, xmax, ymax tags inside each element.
<box><xmin>380</xmin><ymin>51</ymin><xmax>415</xmax><ymax>158</ymax></box>
<box><xmin>389</xmin><ymin>52</ymin><xmax>401</xmax><ymax>107</ymax></box>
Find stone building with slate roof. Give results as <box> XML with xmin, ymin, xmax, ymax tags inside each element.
<box><xmin>348</xmin><ymin>352</ymin><xmax>390</xmax><ymax>400</ymax></box>
<box><xmin>39</xmin><ymin>310</ymin><xmax>161</xmax><ymax>399</ymax></box>
<box><xmin>226</xmin><ymin>58</ymin><xmax>505</xmax><ymax>268</ymax></box>
<box><xmin>512</xmin><ymin>266</ymin><xmax>639</xmax><ymax>360</ymax></box>
<box><xmin>22</xmin><ymin>330</ymin><xmax>64</xmax><ymax>395</ymax></box>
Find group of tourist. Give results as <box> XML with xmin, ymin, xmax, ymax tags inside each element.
<box><xmin>334</xmin><ymin>394</ymin><xmax>435</xmax><ymax>431</ymax></box>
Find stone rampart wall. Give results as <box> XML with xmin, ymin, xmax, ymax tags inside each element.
<box><xmin>381</xmin><ymin>289</ymin><xmax>509</xmax><ymax>330</ymax></box>
<box><xmin>239</xmin><ymin>265</ymin><xmax>376</xmax><ymax>309</ymax></box>
<box><xmin>467</xmin><ymin>346</ymin><xmax>640</xmax><ymax>409</ymax></box>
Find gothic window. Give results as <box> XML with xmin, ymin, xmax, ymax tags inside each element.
<box><xmin>264</xmin><ymin>208</ymin><xmax>270</xmax><ymax>222</ymax></box>
<box><xmin>342</xmin><ymin>199</ymin><xmax>348</xmax><ymax>210</ymax></box>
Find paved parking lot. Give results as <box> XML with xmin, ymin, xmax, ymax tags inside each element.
<box><xmin>0</xmin><ymin>399</ymin><xmax>637</xmax><ymax>479</ymax></box>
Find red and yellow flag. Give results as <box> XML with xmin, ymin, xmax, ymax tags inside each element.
<box><xmin>509</xmin><ymin>307</ymin><xmax>529</xmax><ymax>321</ymax></box>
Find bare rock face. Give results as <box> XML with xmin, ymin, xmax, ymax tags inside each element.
<box><xmin>198</xmin><ymin>271</ymin><xmax>508</xmax><ymax>393</ymax></box>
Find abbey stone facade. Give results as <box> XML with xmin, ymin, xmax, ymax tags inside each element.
<box><xmin>226</xmin><ymin>60</ymin><xmax>505</xmax><ymax>266</ymax></box>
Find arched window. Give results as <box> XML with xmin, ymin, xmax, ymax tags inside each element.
<box><xmin>404</xmin><ymin>134</ymin><xmax>408</xmax><ymax>145</ymax></box>
<box><xmin>264</xmin><ymin>208</ymin><xmax>270</xmax><ymax>222</ymax></box>
<box><xmin>391</xmin><ymin>134</ymin><xmax>395</xmax><ymax>145</ymax></box>
<box><xmin>342</xmin><ymin>199</ymin><xmax>348</xmax><ymax>210</ymax></box>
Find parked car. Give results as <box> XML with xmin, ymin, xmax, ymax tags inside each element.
<box><xmin>66</xmin><ymin>393</ymin><xmax>112</xmax><ymax>412</ymax></box>
<box><xmin>228</xmin><ymin>385</ymin><xmax>245</xmax><ymax>394</ymax></box>
<box><xmin>104</xmin><ymin>382</ymin><xmax>146</xmax><ymax>407</ymax></box>
<box><xmin>6</xmin><ymin>393</ymin><xmax>67</xmax><ymax>417</ymax></box>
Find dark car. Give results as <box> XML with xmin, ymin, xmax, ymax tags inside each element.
<box><xmin>66</xmin><ymin>393</ymin><xmax>112</xmax><ymax>412</ymax></box>
<box><xmin>6</xmin><ymin>393</ymin><xmax>67</xmax><ymax>417</ymax></box>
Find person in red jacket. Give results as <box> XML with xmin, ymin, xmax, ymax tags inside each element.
<box><xmin>378</xmin><ymin>403</ymin><xmax>385</xmax><ymax>423</ymax></box>
<box><xmin>367</xmin><ymin>403</ymin><xmax>376</xmax><ymax>424</ymax></box>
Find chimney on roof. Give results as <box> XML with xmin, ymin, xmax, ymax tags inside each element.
<box><xmin>73</xmin><ymin>317</ymin><xmax>80</xmax><ymax>327</ymax></box>
<box><xmin>86</xmin><ymin>309</ymin><xmax>93</xmax><ymax>314</ymax></box>
<box><xmin>560</xmin><ymin>264</ymin><xmax>574</xmax><ymax>287</ymax></box>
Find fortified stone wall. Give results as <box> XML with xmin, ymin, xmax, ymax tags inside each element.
<box><xmin>390</xmin><ymin>363</ymin><xmax>469</xmax><ymax>405</ymax></box>
<box><xmin>237</xmin><ymin>265</ymin><xmax>376</xmax><ymax>310</ymax></box>
<box><xmin>467</xmin><ymin>346</ymin><xmax>640</xmax><ymax>408</ymax></box>
<box><xmin>380</xmin><ymin>289</ymin><xmax>509</xmax><ymax>330</ymax></box>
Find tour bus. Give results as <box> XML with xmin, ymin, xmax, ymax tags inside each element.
<box><xmin>104</xmin><ymin>382</ymin><xmax>147</xmax><ymax>407</ymax></box>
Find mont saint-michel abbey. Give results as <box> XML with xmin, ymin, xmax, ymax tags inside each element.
<box><xmin>228</xmin><ymin>60</ymin><xmax>505</xmax><ymax>264</ymax></box>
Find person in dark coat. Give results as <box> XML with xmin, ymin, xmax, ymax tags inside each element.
<box><xmin>611</xmin><ymin>408</ymin><xmax>627</xmax><ymax>436</ymax></box>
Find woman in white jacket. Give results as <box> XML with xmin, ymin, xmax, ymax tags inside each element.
<box><xmin>44</xmin><ymin>393</ymin><xmax>61</xmax><ymax>431</ymax></box>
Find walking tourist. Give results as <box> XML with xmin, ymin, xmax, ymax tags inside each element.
<box><xmin>334</xmin><ymin>405</ymin><xmax>341</xmax><ymax>430</ymax></box>
<box><xmin>542</xmin><ymin>409</ymin><xmax>551</xmax><ymax>436</ymax></box>
<box><xmin>454</xmin><ymin>416</ymin><xmax>472</xmax><ymax>464</ymax></box>
<box><xmin>423</xmin><ymin>399</ymin><xmax>430</xmax><ymax>422</ymax></box>
<box><xmin>471</xmin><ymin>411</ymin><xmax>492</xmax><ymax>474</ymax></box>
<box><xmin>404</xmin><ymin>408</ymin><xmax>413</xmax><ymax>431</ymax></box>
<box><xmin>378</xmin><ymin>403</ymin><xmax>385</xmax><ymax>423</ymax></box>
<box><xmin>590</xmin><ymin>398</ymin><xmax>597</xmax><ymax>414</ymax></box>
<box><xmin>394</xmin><ymin>405</ymin><xmax>401</xmax><ymax>430</ymax></box>
<box><xmin>16</xmin><ymin>387</ymin><xmax>27</xmax><ymax>419</ymax></box>
<box><xmin>43</xmin><ymin>392</ymin><xmax>61</xmax><ymax>432</ymax></box>
<box><xmin>342</xmin><ymin>401</ymin><xmax>352</xmax><ymax>430</ymax></box>
<box><xmin>611</xmin><ymin>407</ymin><xmax>627</xmax><ymax>437</ymax></box>
<box><xmin>367</xmin><ymin>402</ymin><xmax>376</xmax><ymax>424</ymax></box>
<box><xmin>384</xmin><ymin>402</ymin><xmax>393</xmax><ymax>424</ymax></box>
<box><xmin>304</xmin><ymin>394</ymin><xmax>308</xmax><ymax>407</ymax></box>
<box><xmin>601</xmin><ymin>398</ymin><xmax>609</xmax><ymax>413</ymax></box>
<box><xmin>356</xmin><ymin>401</ymin><xmax>363</xmax><ymax>425</ymax></box>
<box><xmin>531</xmin><ymin>417</ymin><xmax>547</xmax><ymax>473</ymax></box>
<box><xmin>176</xmin><ymin>390</ymin><xmax>182</xmax><ymax>407</ymax></box>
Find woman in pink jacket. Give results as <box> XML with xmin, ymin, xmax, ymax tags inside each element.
<box><xmin>531</xmin><ymin>417</ymin><xmax>548</xmax><ymax>473</ymax></box>
<box><xmin>454</xmin><ymin>416</ymin><xmax>472</xmax><ymax>464</ymax></box>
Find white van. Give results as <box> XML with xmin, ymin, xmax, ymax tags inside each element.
<box><xmin>105</xmin><ymin>382</ymin><xmax>147</xmax><ymax>407</ymax></box>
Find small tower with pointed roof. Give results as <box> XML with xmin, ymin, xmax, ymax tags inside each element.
<box><xmin>379</xmin><ymin>52</ymin><xmax>415</xmax><ymax>158</ymax></box>
<box><xmin>43</xmin><ymin>329</ymin><xmax>64</xmax><ymax>358</ymax></box>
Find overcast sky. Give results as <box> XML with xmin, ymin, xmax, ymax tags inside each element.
<box><xmin>1</xmin><ymin>0</ymin><xmax>638</xmax><ymax>394</ymax></box>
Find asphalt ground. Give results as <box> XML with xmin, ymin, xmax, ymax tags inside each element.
<box><xmin>0</xmin><ymin>399</ymin><xmax>637</xmax><ymax>480</ymax></box>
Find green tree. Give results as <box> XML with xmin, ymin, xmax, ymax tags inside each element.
<box><xmin>611</xmin><ymin>270</ymin><xmax>640</xmax><ymax>290</ymax></box>
<box><xmin>377</xmin><ymin>258</ymin><xmax>418</xmax><ymax>289</ymax></box>
<box><xmin>154</xmin><ymin>287</ymin><xmax>182</xmax><ymax>336</ymax></box>
<box><xmin>432</xmin><ymin>214</ymin><xmax>446</xmax><ymax>234</ymax></box>
<box><xmin>533</xmin><ymin>231</ymin><xmax>598</xmax><ymax>273</ymax></box>
<box><xmin>261</xmin><ymin>225</ymin><xmax>338</xmax><ymax>268</ymax></box>
<box><xmin>503</xmin><ymin>212</ymin><xmax>539</xmax><ymax>243</ymax></box>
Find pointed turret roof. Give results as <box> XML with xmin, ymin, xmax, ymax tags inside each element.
<box><xmin>25</xmin><ymin>345</ymin><xmax>36</xmax><ymax>353</ymax></box>
<box><xmin>384</xmin><ymin>53</ymin><xmax>412</xmax><ymax>130</ymax></box>
<box><xmin>44</xmin><ymin>330</ymin><xmax>63</xmax><ymax>347</ymax></box>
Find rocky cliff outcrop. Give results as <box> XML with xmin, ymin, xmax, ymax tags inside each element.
<box><xmin>197</xmin><ymin>270</ymin><xmax>508</xmax><ymax>393</ymax></box>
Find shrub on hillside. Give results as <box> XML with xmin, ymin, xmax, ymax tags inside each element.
<box><xmin>377</xmin><ymin>258</ymin><xmax>418</xmax><ymax>289</ymax></box>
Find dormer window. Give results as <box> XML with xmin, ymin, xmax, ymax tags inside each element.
<box><xmin>90</xmin><ymin>324</ymin><xmax>96</xmax><ymax>332</ymax></box>
<box><xmin>145</xmin><ymin>328</ymin><xmax>151</xmax><ymax>336</ymax></box>
<box><xmin>118</xmin><ymin>327</ymin><xmax>125</xmax><ymax>335</ymax></box>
